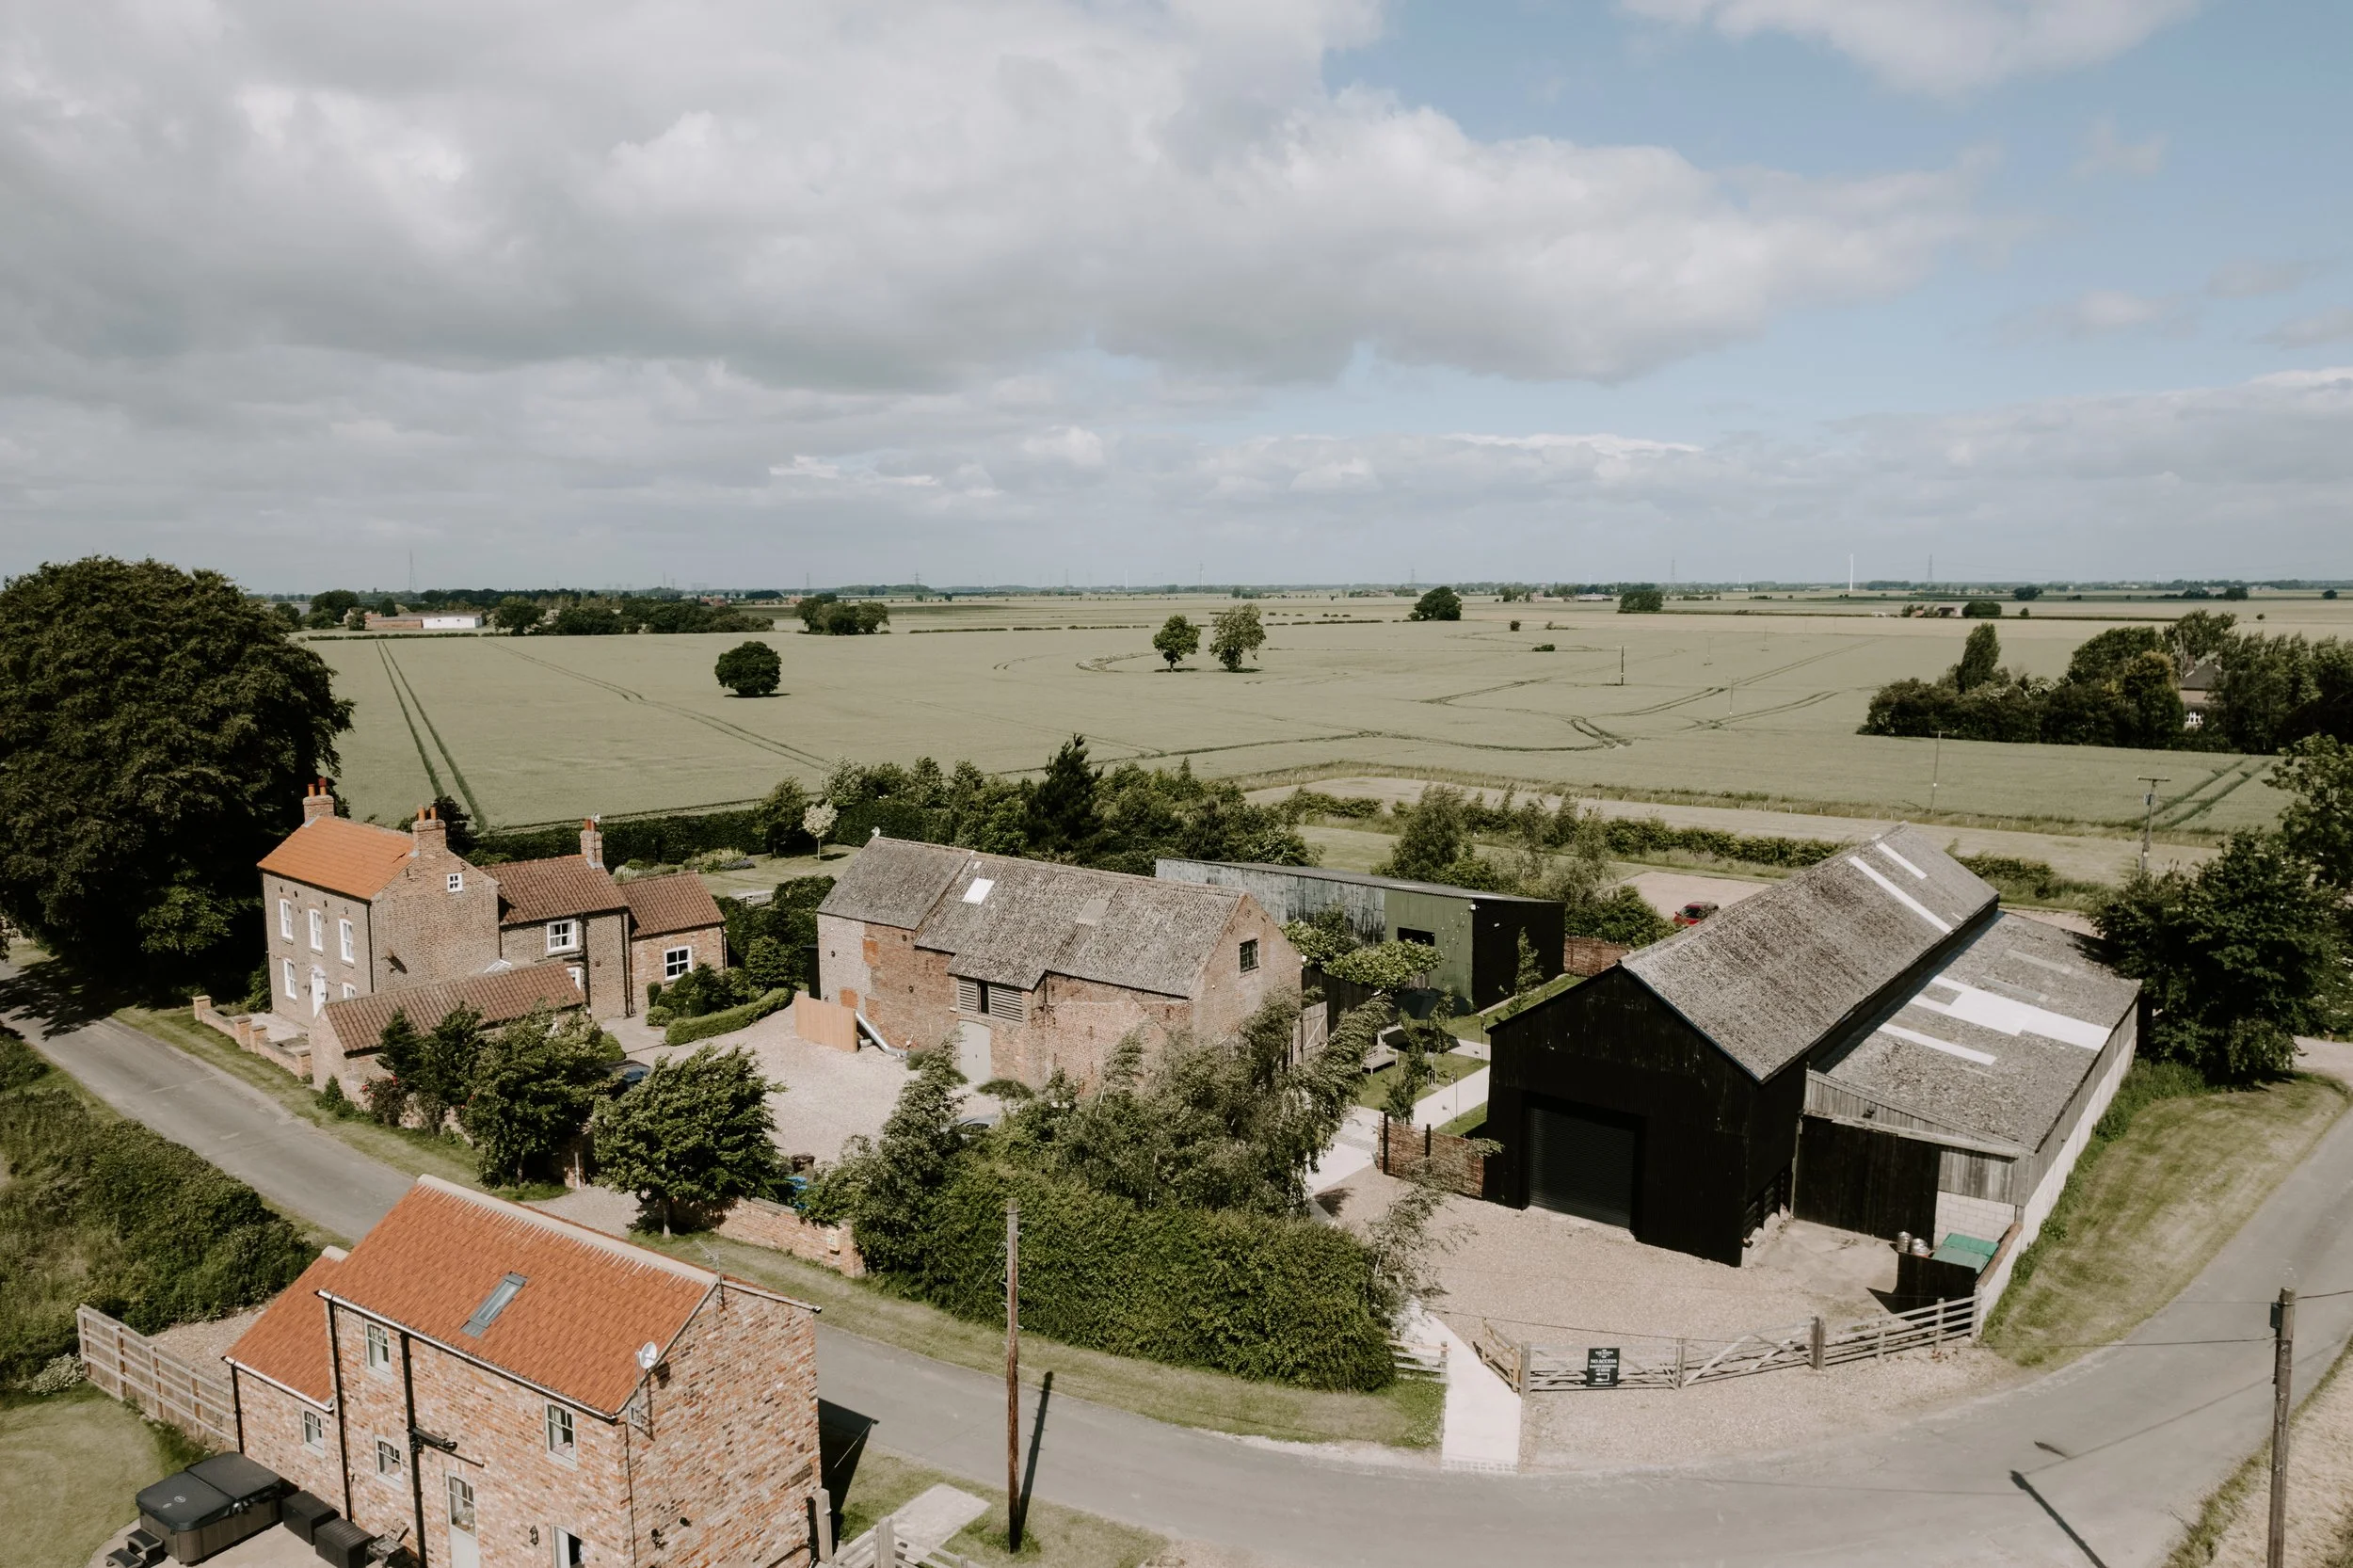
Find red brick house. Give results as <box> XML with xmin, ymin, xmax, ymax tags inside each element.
<box><xmin>259</xmin><ymin>788</ymin><xmax>726</xmax><ymax>1080</ymax></box>
<box><xmin>816</xmin><ymin>839</ymin><xmax>1300</xmax><ymax>1087</ymax></box>
<box><xmin>310</xmin><ymin>966</ymin><xmax>591</xmax><ymax>1100</ymax></box>
<box><xmin>225</xmin><ymin>1176</ymin><xmax>823</xmax><ymax>1568</ymax></box>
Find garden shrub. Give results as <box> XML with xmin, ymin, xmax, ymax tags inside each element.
<box><xmin>664</xmin><ymin>987</ymin><xmax>793</xmax><ymax>1047</ymax></box>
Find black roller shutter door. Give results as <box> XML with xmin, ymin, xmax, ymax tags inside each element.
<box><xmin>1527</xmin><ymin>1102</ymin><xmax>1641</xmax><ymax>1228</ymax></box>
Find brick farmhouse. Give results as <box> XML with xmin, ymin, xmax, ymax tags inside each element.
<box><xmin>816</xmin><ymin>838</ymin><xmax>1300</xmax><ymax>1087</ymax></box>
<box><xmin>226</xmin><ymin>1176</ymin><xmax>823</xmax><ymax>1568</ymax></box>
<box><xmin>260</xmin><ymin>785</ymin><xmax>727</xmax><ymax>1094</ymax></box>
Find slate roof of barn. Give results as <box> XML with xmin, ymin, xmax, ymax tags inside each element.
<box><xmin>1811</xmin><ymin>912</ymin><xmax>2138</xmax><ymax>1154</ymax></box>
<box><xmin>1158</xmin><ymin>859</ymin><xmax>1555</xmax><ymax>905</ymax></box>
<box><xmin>822</xmin><ymin>838</ymin><xmax>1253</xmax><ymax>998</ymax></box>
<box><xmin>1620</xmin><ymin>824</ymin><xmax>1999</xmax><ymax>1080</ymax></box>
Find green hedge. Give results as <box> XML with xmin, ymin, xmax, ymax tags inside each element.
<box><xmin>0</xmin><ymin>1031</ymin><xmax>313</xmax><ymax>1381</ymax></box>
<box><xmin>905</xmin><ymin>1163</ymin><xmax>1393</xmax><ymax>1391</ymax></box>
<box><xmin>1593</xmin><ymin>818</ymin><xmax>1843</xmax><ymax>868</ymax></box>
<box><xmin>664</xmin><ymin>987</ymin><xmax>794</xmax><ymax>1047</ymax></box>
<box><xmin>477</xmin><ymin>807</ymin><xmax>763</xmax><ymax>866</ymax></box>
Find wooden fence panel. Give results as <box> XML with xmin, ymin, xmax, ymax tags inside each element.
<box><xmin>1500</xmin><ymin>1295</ymin><xmax>1978</xmax><ymax>1393</ymax></box>
<box><xmin>76</xmin><ymin>1305</ymin><xmax>239</xmax><ymax>1451</ymax></box>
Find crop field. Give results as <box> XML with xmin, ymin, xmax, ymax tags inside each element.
<box><xmin>313</xmin><ymin>593</ymin><xmax>2353</xmax><ymax>836</ymax></box>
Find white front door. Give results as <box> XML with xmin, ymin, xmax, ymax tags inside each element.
<box><xmin>955</xmin><ymin>1019</ymin><xmax>992</xmax><ymax>1084</ymax></box>
<box><xmin>309</xmin><ymin>968</ymin><xmax>328</xmax><ymax>1016</ymax></box>
<box><xmin>445</xmin><ymin>1476</ymin><xmax>478</xmax><ymax>1568</ymax></box>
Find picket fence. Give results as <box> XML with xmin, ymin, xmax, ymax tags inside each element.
<box><xmin>1471</xmin><ymin>1294</ymin><xmax>1977</xmax><ymax>1393</ymax></box>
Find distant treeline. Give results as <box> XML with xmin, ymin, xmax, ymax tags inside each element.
<box><xmin>1861</xmin><ymin>616</ymin><xmax>2353</xmax><ymax>753</ymax></box>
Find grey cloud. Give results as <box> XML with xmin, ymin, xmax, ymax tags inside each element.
<box><xmin>2262</xmin><ymin>309</ymin><xmax>2353</xmax><ymax>349</ymax></box>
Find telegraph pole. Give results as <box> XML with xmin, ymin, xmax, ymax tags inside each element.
<box><xmin>1005</xmin><ymin>1200</ymin><xmax>1021</xmax><ymax>1551</ymax></box>
<box><xmin>1929</xmin><ymin>732</ymin><xmax>1945</xmax><ymax>816</ymax></box>
<box><xmin>2137</xmin><ymin>776</ymin><xmax>2170</xmax><ymax>874</ymax></box>
<box><xmin>2268</xmin><ymin>1287</ymin><xmax>2295</xmax><ymax>1568</ymax></box>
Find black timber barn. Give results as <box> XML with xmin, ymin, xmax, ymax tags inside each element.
<box><xmin>1485</xmin><ymin>824</ymin><xmax>2137</xmax><ymax>1268</ymax></box>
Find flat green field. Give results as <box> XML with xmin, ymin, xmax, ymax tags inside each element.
<box><xmin>315</xmin><ymin>593</ymin><xmax>2353</xmax><ymax>835</ymax></box>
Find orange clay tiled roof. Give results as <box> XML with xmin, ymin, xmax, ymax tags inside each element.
<box><xmin>258</xmin><ymin>817</ymin><xmax>416</xmax><ymax>901</ymax></box>
<box><xmin>225</xmin><ymin>1250</ymin><xmax>344</xmax><ymax>1407</ymax></box>
<box><xmin>493</xmin><ymin>856</ymin><xmax>628</xmax><ymax>926</ymax></box>
<box><xmin>621</xmin><ymin>872</ymin><xmax>725</xmax><ymax>939</ymax></box>
<box><xmin>322</xmin><ymin>1177</ymin><xmax>729</xmax><ymax>1415</ymax></box>
<box><xmin>323</xmin><ymin>965</ymin><xmax>584</xmax><ymax>1056</ymax></box>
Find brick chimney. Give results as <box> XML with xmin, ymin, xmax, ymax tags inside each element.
<box><xmin>412</xmin><ymin>804</ymin><xmax>447</xmax><ymax>857</ymax></box>
<box><xmin>302</xmin><ymin>779</ymin><xmax>336</xmax><ymax>823</ymax></box>
<box><xmin>581</xmin><ymin>817</ymin><xmax>604</xmax><ymax>871</ymax></box>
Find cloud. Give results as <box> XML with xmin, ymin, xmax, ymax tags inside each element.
<box><xmin>2073</xmin><ymin>117</ymin><xmax>2167</xmax><ymax>179</ymax></box>
<box><xmin>2207</xmin><ymin>260</ymin><xmax>2318</xmax><ymax>299</ymax></box>
<box><xmin>1622</xmin><ymin>0</ymin><xmax>2201</xmax><ymax>96</ymax></box>
<box><xmin>2001</xmin><ymin>288</ymin><xmax>2193</xmax><ymax>342</ymax></box>
<box><xmin>0</xmin><ymin>0</ymin><xmax>1986</xmax><ymax>401</ymax></box>
<box><xmin>2261</xmin><ymin>309</ymin><xmax>2353</xmax><ymax>350</ymax></box>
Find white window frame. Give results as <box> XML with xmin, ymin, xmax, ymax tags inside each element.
<box><xmin>376</xmin><ymin>1437</ymin><xmax>403</xmax><ymax>1479</ymax></box>
<box><xmin>566</xmin><ymin>964</ymin><xmax>584</xmax><ymax>995</ymax></box>
<box><xmin>664</xmin><ymin>946</ymin><xmax>692</xmax><ymax>981</ymax></box>
<box><xmin>546</xmin><ymin>920</ymin><xmax>578</xmax><ymax>955</ymax></box>
<box><xmin>308</xmin><ymin>909</ymin><xmax>325</xmax><ymax>952</ymax></box>
<box><xmin>339</xmin><ymin>919</ymin><xmax>355</xmax><ymax>964</ymax></box>
<box><xmin>302</xmin><ymin>1410</ymin><xmax>326</xmax><ymax>1451</ymax></box>
<box><xmin>281</xmin><ymin>959</ymin><xmax>297</xmax><ymax>1000</ymax></box>
<box><xmin>447</xmin><ymin>872</ymin><xmax>464</xmax><ymax>894</ymax></box>
<box><xmin>279</xmin><ymin>899</ymin><xmax>294</xmax><ymax>941</ymax></box>
<box><xmin>342</xmin><ymin>983</ymin><xmax>358</xmax><ymax>1000</ymax></box>
<box><xmin>363</xmin><ymin>1321</ymin><xmax>392</xmax><ymax>1375</ymax></box>
<box><xmin>545</xmin><ymin>1402</ymin><xmax>576</xmax><ymax>1463</ymax></box>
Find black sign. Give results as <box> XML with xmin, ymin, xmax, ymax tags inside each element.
<box><xmin>1586</xmin><ymin>1347</ymin><xmax>1621</xmax><ymax>1387</ymax></box>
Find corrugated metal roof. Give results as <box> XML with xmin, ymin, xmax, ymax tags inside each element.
<box><xmin>1622</xmin><ymin>824</ymin><xmax>1999</xmax><ymax>1080</ymax></box>
<box><xmin>1812</xmin><ymin>912</ymin><xmax>2138</xmax><ymax>1152</ymax></box>
<box><xmin>1158</xmin><ymin>859</ymin><xmax>1555</xmax><ymax>905</ymax></box>
<box><xmin>823</xmin><ymin>838</ymin><xmax>1251</xmax><ymax>998</ymax></box>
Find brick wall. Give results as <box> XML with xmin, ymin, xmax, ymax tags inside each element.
<box><xmin>1561</xmin><ymin>936</ymin><xmax>1630</xmax><ymax>977</ymax></box>
<box><xmin>373</xmin><ymin>848</ymin><xmax>504</xmax><ymax>995</ymax></box>
<box><xmin>717</xmin><ymin>1199</ymin><xmax>864</xmax><ymax>1276</ymax></box>
<box><xmin>632</xmin><ymin>925</ymin><xmax>726</xmax><ymax>1009</ymax></box>
<box><xmin>233</xmin><ymin>1374</ymin><xmax>344</xmax><ymax>1507</ymax></box>
<box><xmin>501</xmin><ymin>911</ymin><xmax>628</xmax><ymax>1016</ymax></box>
<box><xmin>1375</xmin><ymin>1115</ymin><xmax>1490</xmax><ymax>1199</ymax></box>
<box><xmin>265</xmin><ymin>875</ymin><xmax>380</xmax><ymax>1029</ymax></box>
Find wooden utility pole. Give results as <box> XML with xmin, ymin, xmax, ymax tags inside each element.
<box><xmin>2268</xmin><ymin>1286</ymin><xmax>2296</xmax><ymax>1568</ymax></box>
<box><xmin>1006</xmin><ymin>1199</ymin><xmax>1021</xmax><ymax>1552</ymax></box>
<box><xmin>2138</xmin><ymin>777</ymin><xmax>2170</xmax><ymax>875</ymax></box>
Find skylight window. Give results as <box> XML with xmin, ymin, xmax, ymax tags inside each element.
<box><xmin>963</xmin><ymin>878</ymin><xmax>995</xmax><ymax>904</ymax></box>
<box><xmin>461</xmin><ymin>1272</ymin><xmax>527</xmax><ymax>1337</ymax></box>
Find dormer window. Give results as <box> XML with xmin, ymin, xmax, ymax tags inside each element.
<box><xmin>447</xmin><ymin>872</ymin><xmax>464</xmax><ymax>894</ymax></box>
<box><xmin>547</xmin><ymin>920</ymin><xmax>579</xmax><ymax>954</ymax></box>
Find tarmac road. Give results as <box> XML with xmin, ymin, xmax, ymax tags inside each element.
<box><xmin>9</xmin><ymin>960</ymin><xmax>2348</xmax><ymax>1566</ymax></box>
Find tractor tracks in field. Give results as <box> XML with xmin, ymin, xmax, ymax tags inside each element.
<box><xmin>377</xmin><ymin>647</ymin><xmax>488</xmax><ymax>825</ymax></box>
<box><xmin>2153</xmin><ymin>756</ymin><xmax>2267</xmax><ymax>830</ymax></box>
<box><xmin>488</xmin><ymin>642</ymin><xmax>836</xmax><ymax>773</ymax></box>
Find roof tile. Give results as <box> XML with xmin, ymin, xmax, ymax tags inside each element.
<box><xmin>258</xmin><ymin>819</ymin><xmax>416</xmax><ymax>901</ymax></box>
<box><xmin>494</xmin><ymin>856</ymin><xmax>628</xmax><ymax>925</ymax></box>
<box><xmin>621</xmin><ymin>873</ymin><xmax>726</xmax><ymax>939</ymax></box>
<box><xmin>323</xmin><ymin>965</ymin><xmax>583</xmax><ymax>1055</ymax></box>
<box><xmin>225</xmin><ymin>1252</ymin><xmax>343</xmax><ymax>1406</ymax></box>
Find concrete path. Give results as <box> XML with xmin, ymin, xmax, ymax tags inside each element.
<box><xmin>10</xmin><ymin>953</ymin><xmax>2350</xmax><ymax>1566</ymax></box>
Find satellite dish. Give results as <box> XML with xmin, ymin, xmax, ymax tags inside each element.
<box><xmin>636</xmin><ymin>1341</ymin><xmax>660</xmax><ymax>1372</ymax></box>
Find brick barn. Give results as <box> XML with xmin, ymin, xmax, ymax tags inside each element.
<box><xmin>226</xmin><ymin>1176</ymin><xmax>823</xmax><ymax>1568</ymax></box>
<box><xmin>816</xmin><ymin>838</ymin><xmax>1299</xmax><ymax>1087</ymax></box>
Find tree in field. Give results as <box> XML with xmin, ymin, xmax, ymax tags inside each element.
<box><xmin>488</xmin><ymin>596</ymin><xmax>539</xmax><ymax>633</ymax></box>
<box><xmin>591</xmin><ymin>1044</ymin><xmax>786</xmax><ymax>1233</ymax></box>
<box><xmin>1153</xmin><ymin>614</ymin><xmax>1200</xmax><ymax>669</ymax></box>
<box><xmin>1409</xmin><ymin>586</ymin><xmax>1462</xmax><ymax>622</ymax></box>
<box><xmin>0</xmin><ymin>558</ymin><xmax>351</xmax><ymax>979</ymax></box>
<box><xmin>2094</xmin><ymin>831</ymin><xmax>2344</xmax><ymax>1081</ymax></box>
<box><xmin>713</xmin><ymin>640</ymin><xmax>783</xmax><ymax>696</ymax></box>
<box><xmin>1961</xmin><ymin>599</ymin><xmax>2002</xmax><ymax>618</ymax></box>
<box><xmin>1617</xmin><ymin>587</ymin><xmax>1665</xmax><ymax>614</ymax></box>
<box><xmin>462</xmin><ymin>1009</ymin><xmax>617</xmax><ymax>1185</ymax></box>
<box><xmin>1209</xmin><ymin>604</ymin><xmax>1266</xmax><ymax>671</ymax></box>
<box><xmin>2273</xmin><ymin>735</ymin><xmax>2353</xmax><ymax>891</ymax></box>
<box><xmin>1954</xmin><ymin>624</ymin><xmax>2002</xmax><ymax>692</ymax></box>
<box><xmin>305</xmin><ymin>590</ymin><xmax>360</xmax><ymax>630</ymax></box>
<box><xmin>2013</xmin><ymin>585</ymin><xmax>2042</xmax><ymax>601</ymax></box>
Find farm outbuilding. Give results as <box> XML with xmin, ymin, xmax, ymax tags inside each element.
<box><xmin>1485</xmin><ymin>825</ymin><xmax>2137</xmax><ymax>1272</ymax></box>
<box><xmin>1154</xmin><ymin>859</ymin><xmax>1561</xmax><ymax>1012</ymax></box>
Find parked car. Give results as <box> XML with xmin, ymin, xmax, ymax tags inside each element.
<box><xmin>1673</xmin><ymin>902</ymin><xmax>1719</xmax><ymax>928</ymax></box>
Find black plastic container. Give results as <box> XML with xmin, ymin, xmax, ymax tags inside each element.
<box><xmin>312</xmin><ymin>1518</ymin><xmax>376</xmax><ymax>1568</ymax></box>
<box><xmin>280</xmin><ymin>1492</ymin><xmax>340</xmax><ymax>1546</ymax></box>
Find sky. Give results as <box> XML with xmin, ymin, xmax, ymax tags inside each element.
<box><xmin>1</xmin><ymin>0</ymin><xmax>2347</xmax><ymax>590</ymax></box>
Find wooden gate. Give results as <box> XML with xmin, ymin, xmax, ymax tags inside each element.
<box><xmin>77</xmin><ymin>1305</ymin><xmax>239</xmax><ymax>1450</ymax></box>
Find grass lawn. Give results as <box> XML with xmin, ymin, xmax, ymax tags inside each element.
<box><xmin>1987</xmin><ymin>1065</ymin><xmax>2349</xmax><ymax>1368</ymax></box>
<box><xmin>1354</xmin><ymin>1048</ymin><xmax>1483</xmax><ymax>1112</ymax></box>
<box><xmin>662</xmin><ymin>1231</ymin><xmax>1443</xmax><ymax>1449</ymax></box>
<box><xmin>115</xmin><ymin>1007</ymin><xmax>560</xmax><ymax>1205</ymax></box>
<box><xmin>833</xmin><ymin>1447</ymin><xmax>1163</xmax><ymax>1568</ymax></box>
<box><xmin>0</xmin><ymin>1388</ymin><xmax>194</xmax><ymax>1568</ymax></box>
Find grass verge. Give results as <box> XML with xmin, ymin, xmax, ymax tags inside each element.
<box><xmin>0</xmin><ymin>1386</ymin><xmax>193</xmax><ymax>1568</ymax></box>
<box><xmin>658</xmin><ymin>1230</ymin><xmax>1443</xmax><ymax>1449</ymax></box>
<box><xmin>2165</xmin><ymin>1327</ymin><xmax>2353</xmax><ymax>1566</ymax></box>
<box><xmin>113</xmin><ymin>1008</ymin><xmax>561</xmax><ymax>1202</ymax></box>
<box><xmin>1355</xmin><ymin>1049</ymin><xmax>1482</xmax><ymax>1112</ymax></box>
<box><xmin>834</xmin><ymin>1447</ymin><xmax>1164</xmax><ymax>1568</ymax></box>
<box><xmin>1986</xmin><ymin>1063</ymin><xmax>2348</xmax><ymax>1368</ymax></box>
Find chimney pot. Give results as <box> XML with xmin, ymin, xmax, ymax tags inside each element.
<box><xmin>302</xmin><ymin>782</ymin><xmax>337</xmax><ymax>823</ymax></box>
<box><xmin>412</xmin><ymin>806</ymin><xmax>448</xmax><ymax>858</ymax></box>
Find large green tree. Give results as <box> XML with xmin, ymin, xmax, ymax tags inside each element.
<box><xmin>1208</xmin><ymin>604</ymin><xmax>1266</xmax><ymax>671</ymax></box>
<box><xmin>463</xmin><ymin>1009</ymin><xmax>617</xmax><ymax>1185</ymax></box>
<box><xmin>2273</xmin><ymin>735</ymin><xmax>2353</xmax><ymax>890</ymax></box>
<box><xmin>590</xmin><ymin>1044</ymin><xmax>786</xmax><ymax>1233</ymax></box>
<box><xmin>1408</xmin><ymin>586</ymin><xmax>1462</xmax><ymax>622</ymax></box>
<box><xmin>1152</xmin><ymin>614</ymin><xmax>1200</xmax><ymax>670</ymax></box>
<box><xmin>0</xmin><ymin>558</ymin><xmax>351</xmax><ymax>977</ymax></box>
<box><xmin>713</xmin><ymin>639</ymin><xmax>782</xmax><ymax>696</ymax></box>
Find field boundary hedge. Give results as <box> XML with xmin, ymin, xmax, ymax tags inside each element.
<box><xmin>898</xmin><ymin>1162</ymin><xmax>1393</xmax><ymax>1391</ymax></box>
<box><xmin>664</xmin><ymin>987</ymin><xmax>795</xmax><ymax>1047</ymax></box>
<box><xmin>479</xmin><ymin>805</ymin><xmax>764</xmax><ymax>865</ymax></box>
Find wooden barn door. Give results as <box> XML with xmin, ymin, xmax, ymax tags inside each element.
<box><xmin>1526</xmin><ymin>1101</ymin><xmax>1641</xmax><ymax>1228</ymax></box>
<box><xmin>1794</xmin><ymin>1117</ymin><xmax>1939</xmax><ymax>1240</ymax></box>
